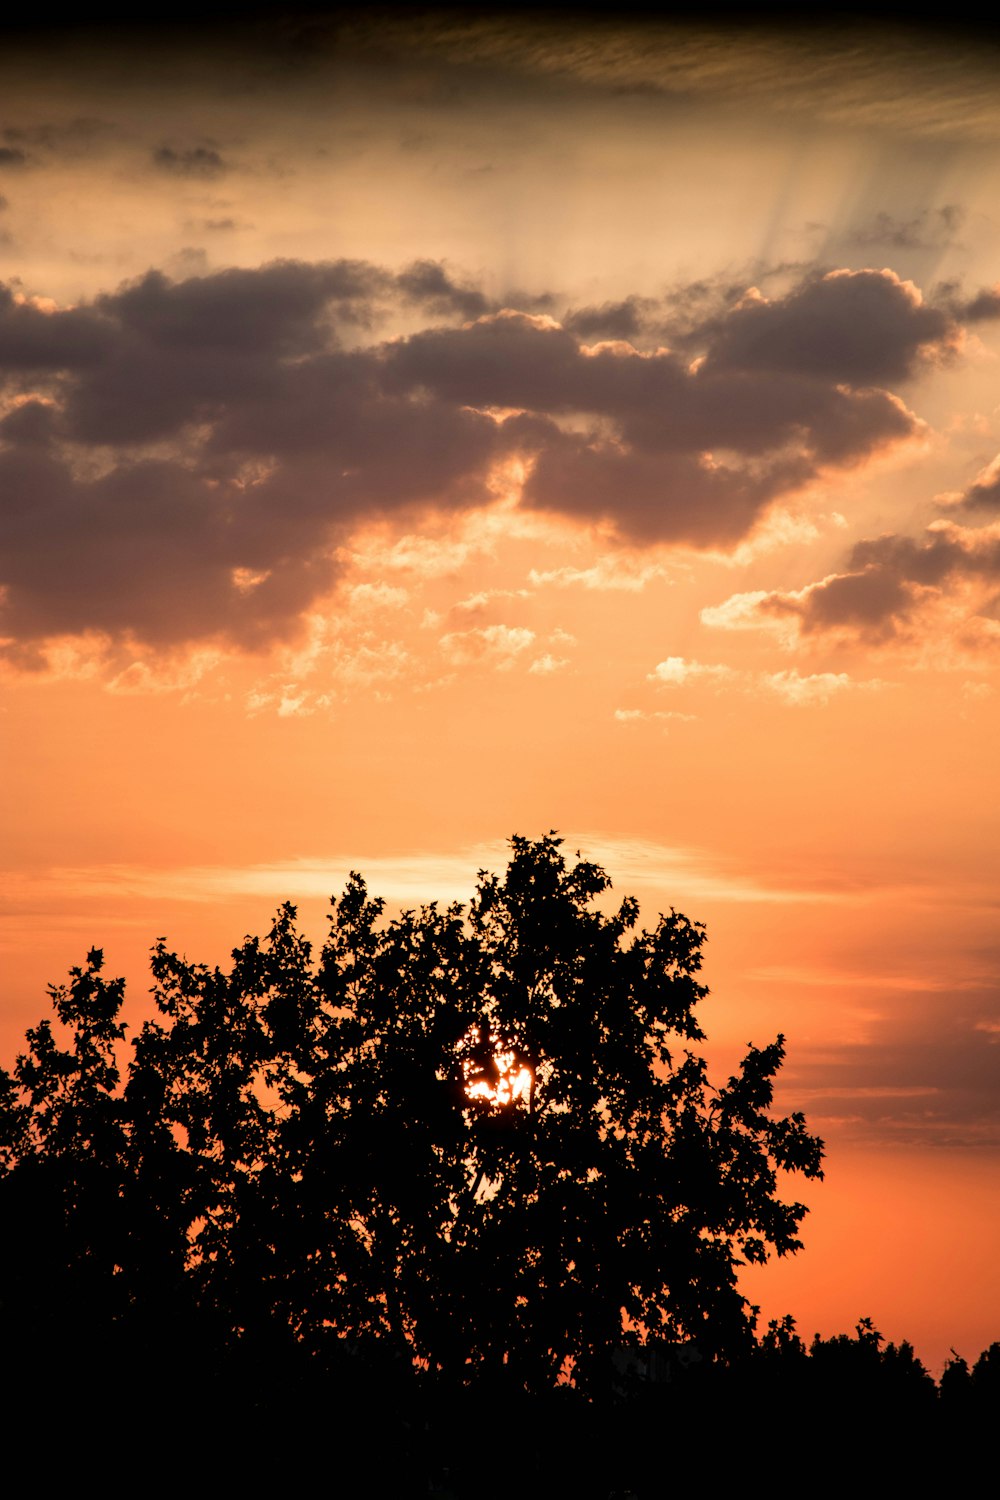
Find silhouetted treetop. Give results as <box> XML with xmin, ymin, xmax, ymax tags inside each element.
<box><xmin>0</xmin><ymin>833</ymin><xmax>825</xmax><ymax>1394</ymax></box>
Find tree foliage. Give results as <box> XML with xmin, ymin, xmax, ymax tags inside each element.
<box><xmin>0</xmin><ymin>833</ymin><xmax>825</xmax><ymax>1392</ymax></box>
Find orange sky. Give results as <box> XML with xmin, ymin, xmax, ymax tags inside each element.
<box><xmin>2</xmin><ymin>9</ymin><xmax>999</xmax><ymax>1373</ymax></box>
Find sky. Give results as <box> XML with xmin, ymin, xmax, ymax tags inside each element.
<box><xmin>2</xmin><ymin>6</ymin><xmax>1000</xmax><ymax>1371</ymax></box>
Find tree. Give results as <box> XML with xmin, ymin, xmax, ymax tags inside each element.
<box><xmin>0</xmin><ymin>833</ymin><xmax>824</xmax><ymax>1397</ymax></box>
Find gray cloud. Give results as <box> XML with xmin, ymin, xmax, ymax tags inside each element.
<box><xmin>152</xmin><ymin>144</ymin><xmax>228</xmax><ymax>179</ymax></box>
<box><xmin>383</xmin><ymin>304</ymin><xmax>921</xmax><ymax>464</ymax></box>
<box><xmin>3</xmin><ymin>118</ymin><xmax>117</xmax><ymax>158</ymax></box>
<box><xmin>933</xmin><ymin>277</ymin><xmax>1000</xmax><ymax>324</ymax></box>
<box><xmin>0</xmin><ymin>398</ymin><xmax>58</xmax><ymax>446</ymax></box>
<box><xmin>959</xmin><ymin>286</ymin><xmax>1000</xmax><ymax>323</ymax></box>
<box><xmin>845</xmin><ymin>204</ymin><xmax>964</xmax><ymax>252</ymax></box>
<box><xmin>0</xmin><ymin>257</ymin><xmax>974</xmax><ymax>662</ymax></box>
<box><xmin>185</xmin><ymin>217</ymin><xmax>241</xmax><ymax>233</ymax></box>
<box><xmin>563</xmin><ymin>296</ymin><xmax>658</xmax><ymax>343</ymax></box>
<box><xmin>394</xmin><ymin>259</ymin><xmax>491</xmax><ymax>320</ymax></box>
<box><xmin>521</xmin><ymin>432</ymin><xmax>813</xmax><ymax>548</ymax></box>
<box><xmin>697</xmin><ymin>268</ymin><xmax>957</xmax><ymax>385</ymax></box>
<box><xmin>756</xmin><ymin>524</ymin><xmax>1000</xmax><ymax>641</ymax></box>
<box><xmin>961</xmin><ymin>458</ymin><xmax>1000</xmax><ymax>510</ymax></box>
<box><xmin>570</xmin><ymin>267</ymin><xmax>966</xmax><ymax>388</ymax></box>
<box><xmin>0</xmin><ymin>284</ymin><xmax>114</xmax><ymax>369</ymax></box>
<box><xmin>782</xmin><ymin>978</ymin><xmax>1000</xmax><ymax>1145</ymax></box>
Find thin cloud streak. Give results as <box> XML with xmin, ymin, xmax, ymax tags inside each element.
<box><xmin>386</xmin><ymin>14</ymin><xmax>1000</xmax><ymax>144</ymax></box>
<box><xmin>5</xmin><ymin>834</ymin><xmax>985</xmax><ymax>916</ymax></box>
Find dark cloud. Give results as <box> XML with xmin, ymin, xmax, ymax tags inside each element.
<box><xmin>521</xmin><ymin>434</ymin><xmax>812</xmax><ymax>547</ymax></box>
<box><xmin>757</xmin><ymin>524</ymin><xmax>1000</xmax><ymax>641</ymax></box>
<box><xmin>384</xmin><ymin>307</ymin><xmax>919</xmax><ymax>469</ymax></box>
<box><xmin>845</xmin><ymin>204</ymin><xmax>964</xmax><ymax>252</ymax></box>
<box><xmin>562</xmin><ymin>278</ymin><xmax>756</xmax><ymax>349</ymax></box>
<box><xmin>152</xmin><ymin>144</ymin><xmax>228</xmax><ymax>179</ymax></box>
<box><xmin>563</xmin><ymin>296</ymin><xmax>657</xmax><ymax>343</ymax></box>
<box><xmin>0</xmin><ymin>262</ymin><xmax>513</xmax><ymax>655</ymax></box>
<box><xmin>0</xmin><ymin>145</ymin><xmax>29</xmax><ymax>168</ymax></box>
<box><xmin>782</xmin><ymin>979</ymin><xmax>1000</xmax><ymax>1146</ymax></box>
<box><xmin>0</xmin><ymin>284</ymin><xmax>114</xmax><ymax>369</ymax></box>
<box><xmin>698</xmin><ymin>268</ymin><xmax>957</xmax><ymax>385</ymax></box>
<box><xmin>3</xmin><ymin>118</ymin><xmax>117</xmax><ymax>156</ymax></box>
<box><xmin>0</xmin><ymin>398</ymin><xmax>58</xmax><ymax>446</ymax></box>
<box><xmin>394</xmin><ymin>259</ymin><xmax>490</xmax><ymax>320</ymax></box>
<box><xmin>961</xmin><ymin>458</ymin><xmax>1000</xmax><ymax>510</ymax></box>
<box><xmin>0</xmin><ymin>259</ymin><xmax>505</xmax><ymax>455</ymax></box>
<box><xmin>66</xmin><ymin>260</ymin><xmax>441</xmax><ymax>444</ymax></box>
<box><xmin>0</xmin><ymin>402</ymin><xmax>502</xmax><ymax>657</ymax></box>
<box><xmin>0</xmin><ymin>442</ymin><xmax>341</xmax><ymax>658</ymax></box>
<box><xmin>383</xmin><ymin>312</ymin><xmax>590</xmax><ymax>411</ymax></box>
<box><xmin>0</xmin><ymin>257</ymin><xmax>978</xmax><ymax>662</ymax></box>
<box><xmin>957</xmin><ymin>285</ymin><xmax>1000</xmax><ymax>323</ymax></box>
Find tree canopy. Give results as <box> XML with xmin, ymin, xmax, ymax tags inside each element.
<box><xmin>0</xmin><ymin>833</ymin><xmax>824</xmax><ymax>1395</ymax></box>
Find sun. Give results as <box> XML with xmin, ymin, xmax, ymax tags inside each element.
<box><xmin>462</xmin><ymin>1030</ymin><xmax>533</xmax><ymax>1108</ymax></box>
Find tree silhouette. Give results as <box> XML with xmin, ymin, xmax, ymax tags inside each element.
<box><xmin>0</xmin><ymin>833</ymin><xmax>825</xmax><ymax>1398</ymax></box>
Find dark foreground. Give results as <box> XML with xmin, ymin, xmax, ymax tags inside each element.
<box><xmin>3</xmin><ymin>1321</ymin><xmax>995</xmax><ymax>1492</ymax></box>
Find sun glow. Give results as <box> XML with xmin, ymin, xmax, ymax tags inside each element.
<box><xmin>463</xmin><ymin>1036</ymin><xmax>533</xmax><ymax>1107</ymax></box>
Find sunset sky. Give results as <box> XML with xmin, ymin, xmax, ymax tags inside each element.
<box><xmin>3</xmin><ymin>7</ymin><xmax>1000</xmax><ymax>1371</ymax></box>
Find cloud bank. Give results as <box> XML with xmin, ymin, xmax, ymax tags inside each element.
<box><xmin>0</xmin><ymin>259</ymin><xmax>979</xmax><ymax>667</ymax></box>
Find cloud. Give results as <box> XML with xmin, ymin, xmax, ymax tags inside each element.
<box><xmin>696</xmin><ymin>269</ymin><xmax>957</xmax><ymax>386</ymax></box>
<box><xmin>345</xmin><ymin>581</ymin><xmax>409</xmax><ymax>613</ymax></box>
<box><xmin>0</xmin><ymin>445</ymin><xmax>341</xmax><ymax>660</ymax></box>
<box><xmin>528</xmin><ymin>653</ymin><xmax>568</xmax><ymax>675</ymax></box>
<box><xmin>529</xmin><ymin>556</ymin><xmax>671</xmax><ymax>591</ymax></box>
<box><xmin>388</xmin><ymin>291</ymin><xmax>929</xmax><ymax>458</ymax></box>
<box><xmin>394</xmin><ymin>258</ymin><xmax>491</xmax><ymax>320</ymax></box>
<box><xmin>723</xmin><ymin>520</ymin><xmax>1000</xmax><ymax>646</ymax></box>
<box><xmin>951</xmin><ymin>285</ymin><xmax>1000</xmax><ymax>323</ymax></box>
<box><xmin>445</xmin><ymin>588</ymin><xmax>530</xmax><ymax>620</ymax></box>
<box><xmin>784</xmin><ymin>983</ymin><xmax>1000</xmax><ymax>1145</ymax></box>
<box><xmin>0</xmin><ymin>286</ymin><xmax>112</xmax><ymax>369</ymax></box>
<box><xmin>563</xmin><ymin>296</ymin><xmax>658</xmax><ymax>342</ymax></box>
<box><xmin>959</xmin><ymin>453</ymin><xmax>1000</xmax><ymax>510</ymax></box>
<box><xmin>649</xmin><ymin>656</ymin><xmax>885</xmax><ymax>705</ymax></box>
<box><xmin>238</xmin><ymin>615</ymin><xmax>413</xmax><ymax>717</ymax></box>
<box><xmin>107</xmin><ymin>649</ymin><xmax>222</xmax><ymax>697</ymax></box>
<box><xmin>0</xmin><ymin>146</ymin><xmax>29</xmax><ymax>168</ymax></box>
<box><xmin>349</xmin><ymin>530</ymin><xmax>478</xmax><ymax>581</ymax></box>
<box><xmin>649</xmin><ymin>656</ymin><xmax>735</xmax><ymax>687</ymax></box>
<box><xmin>700</xmin><ymin>589</ymin><xmax>793</xmax><ymax>637</ymax></box>
<box><xmin>384</xmin><ymin>287</ymin><xmax>929</xmax><ymax>545</ymax></box>
<box><xmin>185</xmin><ymin>217</ymin><xmax>242</xmax><ymax>233</ymax></box>
<box><xmin>439</xmin><ymin>623</ymin><xmax>535</xmax><ymax>670</ymax></box>
<box><xmin>521</xmin><ymin>439</ymin><xmax>816</xmax><ymax>548</ymax></box>
<box><xmin>375</xmin><ymin>12</ymin><xmax>1000</xmax><ymax>144</ymax></box>
<box><xmin>152</xmin><ymin>144</ymin><xmax>229</xmax><ymax>179</ymax></box>
<box><xmin>3</xmin><ymin>118</ymin><xmax>117</xmax><ymax>159</ymax></box>
<box><xmin>0</xmin><ymin>257</ymin><xmax>979</xmax><ymax>668</ymax></box>
<box><xmin>760</xmin><ymin>669</ymin><xmax>853</xmax><ymax>706</ymax></box>
<box><xmin>963</xmin><ymin>679</ymin><xmax>993</xmax><ymax>701</ymax></box>
<box><xmin>845</xmin><ymin>205</ymin><xmax>964</xmax><ymax>252</ymax></box>
<box><xmin>1</xmin><ymin>831</ymin><xmax>855</xmax><ymax>918</ymax></box>
<box><xmin>614</xmin><ymin>707</ymin><xmax>696</xmax><ymax>724</ymax></box>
